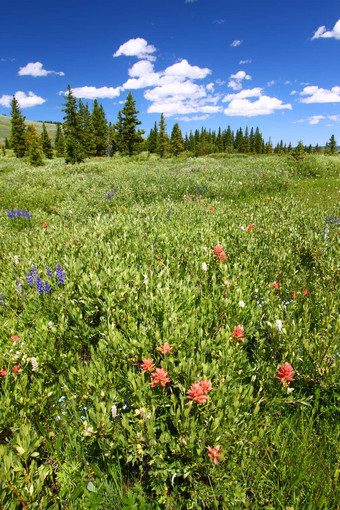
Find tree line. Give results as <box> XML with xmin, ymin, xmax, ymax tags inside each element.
<box><xmin>6</xmin><ymin>87</ymin><xmax>338</xmax><ymax>164</ymax></box>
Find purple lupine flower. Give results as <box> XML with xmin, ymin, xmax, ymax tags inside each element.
<box><xmin>36</xmin><ymin>276</ymin><xmax>44</xmax><ymax>294</ymax></box>
<box><xmin>26</xmin><ymin>271</ymin><xmax>35</xmax><ymax>285</ymax></box>
<box><xmin>16</xmin><ymin>280</ymin><xmax>24</xmax><ymax>293</ymax></box>
<box><xmin>56</xmin><ymin>264</ymin><xmax>65</xmax><ymax>285</ymax></box>
<box><xmin>30</xmin><ymin>266</ymin><xmax>37</xmax><ymax>277</ymax></box>
<box><xmin>43</xmin><ymin>280</ymin><xmax>51</xmax><ymax>293</ymax></box>
<box><xmin>46</xmin><ymin>267</ymin><xmax>53</xmax><ymax>278</ymax></box>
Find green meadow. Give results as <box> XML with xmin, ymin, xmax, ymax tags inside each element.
<box><xmin>0</xmin><ymin>114</ymin><xmax>58</xmax><ymax>143</ymax></box>
<box><xmin>0</xmin><ymin>152</ymin><xmax>339</xmax><ymax>509</ymax></box>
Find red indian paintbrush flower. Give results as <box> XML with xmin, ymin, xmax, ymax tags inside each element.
<box><xmin>140</xmin><ymin>358</ymin><xmax>155</xmax><ymax>373</ymax></box>
<box><xmin>187</xmin><ymin>383</ymin><xmax>209</xmax><ymax>404</ymax></box>
<box><xmin>292</xmin><ymin>292</ymin><xmax>297</xmax><ymax>299</ymax></box>
<box><xmin>12</xmin><ymin>365</ymin><xmax>20</xmax><ymax>373</ymax></box>
<box><xmin>150</xmin><ymin>368</ymin><xmax>171</xmax><ymax>388</ymax></box>
<box><xmin>214</xmin><ymin>244</ymin><xmax>223</xmax><ymax>255</ymax></box>
<box><xmin>198</xmin><ymin>379</ymin><xmax>213</xmax><ymax>394</ymax></box>
<box><xmin>43</xmin><ymin>222</ymin><xmax>48</xmax><ymax>228</ymax></box>
<box><xmin>0</xmin><ymin>369</ymin><xmax>7</xmax><ymax>377</ymax></box>
<box><xmin>158</xmin><ymin>342</ymin><xmax>173</xmax><ymax>354</ymax></box>
<box><xmin>270</xmin><ymin>282</ymin><xmax>280</xmax><ymax>289</ymax></box>
<box><xmin>219</xmin><ymin>251</ymin><xmax>226</xmax><ymax>261</ymax></box>
<box><xmin>303</xmin><ymin>289</ymin><xmax>309</xmax><ymax>295</ymax></box>
<box><xmin>247</xmin><ymin>224</ymin><xmax>254</xmax><ymax>232</ymax></box>
<box><xmin>232</xmin><ymin>325</ymin><xmax>245</xmax><ymax>341</ymax></box>
<box><xmin>10</xmin><ymin>335</ymin><xmax>19</xmax><ymax>342</ymax></box>
<box><xmin>274</xmin><ymin>362</ymin><xmax>295</xmax><ymax>387</ymax></box>
<box><xmin>207</xmin><ymin>445</ymin><xmax>221</xmax><ymax>465</ymax></box>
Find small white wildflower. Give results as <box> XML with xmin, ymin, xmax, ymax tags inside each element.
<box><xmin>111</xmin><ymin>405</ymin><xmax>117</xmax><ymax>419</ymax></box>
<box><xmin>239</xmin><ymin>300</ymin><xmax>245</xmax><ymax>308</ymax></box>
<box><xmin>240</xmin><ymin>225</ymin><xmax>245</xmax><ymax>230</ymax></box>
<box><xmin>275</xmin><ymin>320</ymin><xmax>283</xmax><ymax>332</ymax></box>
<box><xmin>48</xmin><ymin>321</ymin><xmax>54</xmax><ymax>329</ymax></box>
<box><xmin>287</xmin><ymin>387</ymin><xmax>295</xmax><ymax>394</ymax></box>
<box><xmin>143</xmin><ymin>274</ymin><xmax>148</xmax><ymax>282</ymax></box>
<box><xmin>202</xmin><ymin>262</ymin><xmax>208</xmax><ymax>272</ymax></box>
<box><xmin>14</xmin><ymin>255</ymin><xmax>19</xmax><ymax>266</ymax></box>
<box><xmin>31</xmin><ymin>357</ymin><xmax>38</xmax><ymax>372</ymax></box>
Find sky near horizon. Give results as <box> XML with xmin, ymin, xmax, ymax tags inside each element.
<box><xmin>0</xmin><ymin>0</ymin><xmax>339</xmax><ymax>145</ymax></box>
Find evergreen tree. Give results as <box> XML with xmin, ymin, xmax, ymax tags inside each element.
<box><xmin>254</xmin><ymin>127</ymin><xmax>264</xmax><ymax>154</ymax></box>
<box><xmin>148</xmin><ymin>122</ymin><xmax>158</xmax><ymax>153</ymax></box>
<box><xmin>292</xmin><ymin>140</ymin><xmax>305</xmax><ymax>160</ymax></box>
<box><xmin>158</xmin><ymin>114</ymin><xmax>169</xmax><ymax>158</ymax></box>
<box><xmin>118</xmin><ymin>92</ymin><xmax>144</xmax><ymax>156</ymax></box>
<box><xmin>91</xmin><ymin>100</ymin><xmax>108</xmax><ymax>156</ymax></box>
<box><xmin>29</xmin><ymin>138</ymin><xmax>43</xmax><ymax>166</ymax></box>
<box><xmin>243</xmin><ymin>127</ymin><xmax>250</xmax><ymax>153</ymax></box>
<box><xmin>62</xmin><ymin>85</ymin><xmax>85</xmax><ymax>163</ymax></box>
<box><xmin>25</xmin><ymin>124</ymin><xmax>40</xmax><ymax>156</ymax></box>
<box><xmin>108</xmin><ymin>122</ymin><xmax>117</xmax><ymax>156</ymax></box>
<box><xmin>83</xmin><ymin>103</ymin><xmax>96</xmax><ymax>157</ymax></box>
<box><xmin>65</xmin><ymin>135</ymin><xmax>84</xmax><ymax>164</ymax></box>
<box><xmin>326</xmin><ymin>134</ymin><xmax>337</xmax><ymax>154</ymax></box>
<box><xmin>235</xmin><ymin>128</ymin><xmax>244</xmax><ymax>153</ymax></box>
<box><xmin>170</xmin><ymin>123</ymin><xmax>184</xmax><ymax>156</ymax></box>
<box><xmin>223</xmin><ymin>126</ymin><xmax>234</xmax><ymax>153</ymax></box>
<box><xmin>5</xmin><ymin>137</ymin><xmax>9</xmax><ymax>149</ymax></box>
<box><xmin>265</xmin><ymin>137</ymin><xmax>273</xmax><ymax>154</ymax></box>
<box><xmin>55</xmin><ymin>123</ymin><xmax>65</xmax><ymax>157</ymax></box>
<box><xmin>40</xmin><ymin>123</ymin><xmax>53</xmax><ymax>159</ymax></box>
<box><xmin>10</xmin><ymin>96</ymin><xmax>26</xmax><ymax>158</ymax></box>
<box><xmin>216</xmin><ymin>127</ymin><xmax>223</xmax><ymax>152</ymax></box>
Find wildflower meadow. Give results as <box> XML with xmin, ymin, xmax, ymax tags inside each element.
<box><xmin>0</xmin><ymin>153</ymin><xmax>339</xmax><ymax>509</ymax></box>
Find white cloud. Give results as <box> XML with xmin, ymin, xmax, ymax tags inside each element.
<box><xmin>0</xmin><ymin>90</ymin><xmax>46</xmax><ymax>108</ymax></box>
<box><xmin>60</xmin><ymin>86</ymin><xmax>122</xmax><ymax>99</ymax></box>
<box><xmin>113</xmin><ymin>38</ymin><xmax>157</xmax><ymax>61</ymax></box>
<box><xmin>300</xmin><ymin>85</ymin><xmax>340</xmax><ymax>103</ymax></box>
<box><xmin>214</xmin><ymin>19</ymin><xmax>225</xmax><ymax>24</ymax></box>
<box><xmin>328</xmin><ymin>115</ymin><xmax>340</xmax><ymax>121</ymax></box>
<box><xmin>128</xmin><ymin>60</ymin><xmax>154</xmax><ymax>78</ymax></box>
<box><xmin>267</xmin><ymin>80</ymin><xmax>276</xmax><ymax>87</ymax></box>
<box><xmin>206</xmin><ymin>82</ymin><xmax>215</xmax><ymax>92</ymax></box>
<box><xmin>176</xmin><ymin>115</ymin><xmax>209</xmax><ymax>121</ymax></box>
<box><xmin>231</xmin><ymin>40</ymin><xmax>242</xmax><ymax>47</ymax></box>
<box><xmin>290</xmin><ymin>90</ymin><xmax>297</xmax><ymax>95</ymax></box>
<box><xmin>145</xmin><ymin>80</ymin><xmax>207</xmax><ymax>102</ymax></box>
<box><xmin>312</xmin><ymin>19</ymin><xmax>340</xmax><ymax>40</ymax></box>
<box><xmin>239</xmin><ymin>59</ymin><xmax>251</xmax><ymax>64</ymax></box>
<box><xmin>185</xmin><ymin>0</ymin><xmax>198</xmax><ymax>3</ymax></box>
<box><xmin>228</xmin><ymin>70</ymin><xmax>251</xmax><ymax>90</ymax></box>
<box><xmin>216</xmin><ymin>79</ymin><xmax>226</xmax><ymax>86</ymax></box>
<box><xmin>164</xmin><ymin>59</ymin><xmax>211</xmax><ymax>80</ymax></box>
<box><xmin>296</xmin><ymin>115</ymin><xmax>325</xmax><ymax>125</ymax></box>
<box><xmin>285</xmin><ymin>80</ymin><xmax>291</xmax><ymax>85</ymax></box>
<box><xmin>224</xmin><ymin>95</ymin><xmax>292</xmax><ymax>116</ymax></box>
<box><xmin>222</xmin><ymin>87</ymin><xmax>263</xmax><ymax>102</ymax></box>
<box><xmin>18</xmin><ymin>62</ymin><xmax>64</xmax><ymax>77</ymax></box>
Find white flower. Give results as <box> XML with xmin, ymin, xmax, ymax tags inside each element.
<box><xmin>31</xmin><ymin>357</ymin><xmax>38</xmax><ymax>372</ymax></box>
<box><xmin>48</xmin><ymin>321</ymin><xmax>54</xmax><ymax>329</ymax></box>
<box><xmin>275</xmin><ymin>320</ymin><xmax>283</xmax><ymax>332</ymax></box>
<box><xmin>111</xmin><ymin>405</ymin><xmax>117</xmax><ymax>419</ymax></box>
<box><xmin>143</xmin><ymin>274</ymin><xmax>148</xmax><ymax>282</ymax></box>
<box><xmin>239</xmin><ymin>300</ymin><xmax>245</xmax><ymax>308</ymax></box>
<box><xmin>202</xmin><ymin>262</ymin><xmax>208</xmax><ymax>272</ymax></box>
<box><xmin>14</xmin><ymin>255</ymin><xmax>19</xmax><ymax>265</ymax></box>
<box><xmin>240</xmin><ymin>225</ymin><xmax>245</xmax><ymax>230</ymax></box>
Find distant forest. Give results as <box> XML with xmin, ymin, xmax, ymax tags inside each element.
<box><xmin>5</xmin><ymin>87</ymin><xmax>338</xmax><ymax>163</ymax></box>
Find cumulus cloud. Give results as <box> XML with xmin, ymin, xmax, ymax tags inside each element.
<box><xmin>222</xmin><ymin>87</ymin><xmax>263</xmax><ymax>102</ymax></box>
<box><xmin>231</xmin><ymin>40</ymin><xmax>242</xmax><ymax>47</ymax></box>
<box><xmin>164</xmin><ymin>59</ymin><xmax>211</xmax><ymax>80</ymax></box>
<box><xmin>328</xmin><ymin>115</ymin><xmax>340</xmax><ymax>121</ymax></box>
<box><xmin>113</xmin><ymin>38</ymin><xmax>157</xmax><ymax>61</ymax></box>
<box><xmin>145</xmin><ymin>80</ymin><xmax>207</xmax><ymax>103</ymax></box>
<box><xmin>300</xmin><ymin>85</ymin><xmax>340</xmax><ymax>103</ymax></box>
<box><xmin>59</xmin><ymin>86</ymin><xmax>121</xmax><ymax>99</ymax></box>
<box><xmin>18</xmin><ymin>62</ymin><xmax>64</xmax><ymax>77</ymax></box>
<box><xmin>296</xmin><ymin>115</ymin><xmax>326</xmax><ymax>125</ymax></box>
<box><xmin>267</xmin><ymin>80</ymin><xmax>276</xmax><ymax>87</ymax></box>
<box><xmin>228</xmin><ymin>70</ymin><xmax>251</xmax><ymax>90</ymax></box>
<box><xmin>312</xmin><ymin>19</ymin><xmax>340</xmax><ymax>40</ymax></box>
<box><xmin>206</xmin><ymin>83</ymin><xmax>215</xmax><ymax>92</ymax></box>
<box><xmin>224</xmin><ymin>95</ymin><xmax>292</xmax><ymax>116</ymax></box>
<box><xmin>0</xmin><ymin>90</ymin><xmax>46</xmax><ymax>108</ymax></box>
<box><xmin>176</xmin><ymin>115</ymin><xmax>210</xmax><ymax>121</ymax></box>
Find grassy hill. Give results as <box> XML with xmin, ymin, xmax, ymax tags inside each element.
<box><xmin>0</xmin><ymin>114</ymin><xmax>58</xmax><ymax>143</ymax></box>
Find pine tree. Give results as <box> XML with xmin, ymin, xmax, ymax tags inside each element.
<box><xmin>327</xmin><ymin>134</ymin><xmax>337</xmax><ymax>154</ymax></box>
<box><xmin>158</xmin><ymin>114</ymin><xmax>169</xmax><ymax>158</ymax></box>
<box><xmin>292</xmin><ymin>140</ymin><xmax>305</xmax><ymax>160</ymax></box>
<box><xmin>118</xmin><ymin>92</ymin><xmax>144</xmax><ymax>156</ymax></box>
<box><xmin>91</xmin><ymin>100</ymin><xmax>108</xmax><ymax>156</ymax></box>
<box><xmin>108</xmin><ymin>123</ymin><xmax>117</xmax><ymax>156</ymax></box>
<box><xmin>265</xmin><ymin>137</ymin><xmax>273</xmax><ymax>154</ymax></box>
<box><xmin>216</xmin><ymin>127</ymin><xmax>223</xmax><ymax>152</ymax></box>
<box><xmin>148</xmin><ymin>122</ymin><xmax>158</xmax><ymax>153</ymax></box>
<box><xmin>5</xmin><ymin>137</ymin><xmax>9</xmax><ymax>149</ymax></box>
<box><xmin>40</xmin><ymin>123</ymin><xmax>53</xmax><ymax>159</ymax></box>
<box><xmin>65</xmin><ymin>135</ymin><xmax>84</xmax><ymax>164</ymax></box>
<box><xmin>243</xmin><ymin>127</ymin><xmax>250</xmax><ymax>153</ymax></box>
<box><xmin>10</xmin><ymin>96</ymin><xmax>26</xmax><ymax>158</ymax></box>
<box><xmin>62</xmin><ymin>85</ymin><xmax>84</xmax><ymax>163</ymax></box>
<box><xmin>170</xmin><ymin>123</ymin><xmax>184</xmax><ymax>156</ymax></box>
<box><xmin>254</xmin><ymin>127</ymin><xmax>264</xmax><ymax>154</ymax></box>
<box><xmin>25</xmin><ymin>124</ymin><xmax>40</xmax><ymax>156</ymax></box>
<box><xmin>83</xmin><ymin>103</ymin><xmax>96</xmax><ymax>157</ymax></box>
<box><xmin>29</xmin><ymin>138</ymin><xmax>43</xmax><ymax>166</ymax></box>
<box><xmin>55</xmin><ymin>123</ymin><xmax>65</xmax><ymax>157</ymax></box>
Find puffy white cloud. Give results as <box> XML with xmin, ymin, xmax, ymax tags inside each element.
<box><xmin>300</xmin><ymin>85</ymin><xmax>340</xmax><ymax>103</ymax></box>
<box><xmin>228</xmin><ymin>70</ymin><xmax>251</xmax><ymax>90</ymax></box>
<box><xmin>296</xmin><ymin>115</ymin><xmax>325</xmax><ymax>125</ymax></box>
<box><xmin>164</xmin><ymin>59</ymin><xmax>211</xmax><ymax>80</ymax></box>
<box><xmin>224</xmin><ymin>95</ymin><xmax>292</xmax><ymax>116</ymax></box>
<box><xmin>290</xmin><ymin>90</ymin><xmax>297</xmax><ymax>95</ymax></box>
<box><xmin>128</xmin><ymin>60</ymin><xmax>154</xmax><ymax>78</ymax></box>
<box><xmin>328</xmin><ymin>115</ymin><xmax>340</xmax><ymax>121</ymax></box>
<box><xmin>0</xmin><ymin>90</ymin><xmax>46</xmax><ymax>108</ymax></box>
<box><xmin>267</xmin><ymin>80</ymin><xmax>276</xmax><ymax>87</ymax></box>
<box><xmin>113</xmin><ymin>38</ymin><xmax>157</xmax><ymax>60</ymax></box>
<box><xmin>206</xmin><ymin>82</ymin><xmax>215</xmax><ymax>92</ymax></box>
<box><xmin>312</xmin><ymin>19</ymin><xmax>340</xmax><ymax>40</ymax></box>
<box><xmin>145</xmin><ymin>80</ymin><xmax>207</xmax><ymax>102</ymax></box>
<box><xmin>18</xmin><ymin>62</ymin><xmax>64</xmax><ymax>77</ymax></box>
<box><xmin>231</xmin><ymin>40</ymin><xmax>242</xmax><ymax>47</ymax></box>
<box><xmin>223</xmin><ymin>87</ymin><xmax>263</xmax><ymax>102</ymax></box>
<box><xmin>60</xmin><ymin>86</ymin><xmax>122</xmax><ymax>99</ymax></box>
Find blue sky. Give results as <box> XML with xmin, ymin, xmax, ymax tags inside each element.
<box><xmin>1</xmin><ymin>0</ymin><xmax>339</xmax><ymax>145</ymax></box>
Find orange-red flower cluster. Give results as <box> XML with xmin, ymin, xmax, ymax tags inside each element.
<box><xmin>207</xmin><ymin>445</ymin><xmax>221</xmax><ymax>465</ymax></box>
<box><xmin>213</xmin><ymin>244</ymin><xmax>226</xmax><ymax>262</ymax></box>
<box><xmin>158</xmin><ymin>342</ymin><xmax>173</xmax><ymax>354</ymax></box>
<box><xmin>10</xmin><ymin>335</ymin><xmax>19</xmax><ymax>342</ymax></box>
<box><xmin>187</xmin><ymin>379</ymin><xmax>213</xmax><ymax>403</ymax></box>
<box><xmin>247</xmin><ymin>224</ymin><xmax>254</xmax><ymax>232</ymax></box>
<box><xmin>274</xmin><ymin>362</ymin><xmax>295</xmax><ymax>387</ymax></box>
<box><xmin>232</xmin><ymin>325</ymin><xmax>245</xmax><ymax>342</ymax></box>
<box><xmin>150</xmin><ymin>368</ymin><xmax>171</xmax><ymax>388</ymax></box>
<box><xmin>270</xmin><ymin>282</ymin><xmax>280</xmax><ymax>289</ymax></box>
<box><xmin>140</xmin><ymin>358</ymin><xmax>155</xmax><ymax>373</ymax></box>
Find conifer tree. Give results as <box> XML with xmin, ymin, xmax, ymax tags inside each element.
<box><xmin>148</xmin><ymin>122</ymin><xmax>158</xmax><ymax>153</ymax></box>
<box><xmin>158</xmin><ymin>114</ymin><xmax>169</xmax><ymax>158</ymax></box>
<box><xmin>91</xmin><ymin>100</ymin><xmax>108</xmax><ymax>156</ymax></box>
<box><xmin>62</xmin><ymin>85</ymin><xmax>84</xmax><ymax>163</ymax></box>
<box><xmin>108</xmin><ymin>122</ymin><xmax>117</xmax><ymax>156</ymax></box>
<box><xmin>10</xmin><ymin>96</ymin><xmax>26</xmax><ymax>158</ymax></box>
<box><xmin>83</xmin><ymin>103</ymin><xmax>96</xmax><ymax>157</ymax></box>
<box><xmin>118</xmin><ymin>92</ymin><xmax>144</xmax><ymax>156</ymax></box>
<box><xmin>55</xmin><ymin>123</ymin><xmax>65</xmax><ymax>157</ymax></box>
<box><xmin>25</xmin><ymin>124</ymin><xmax>40</xmax><ymax>156</ymax></box>
<box><xmin>170</xmin><ymin>123</ymin><xmax>184</xmax><ymax>156</ymax></box>
<box><xmin>29</xmin><ymin>138</ymin><xmax>43</xmax><ymax>166</ymax></box>
<box><xmin>326</xmin><ymin>134</ymin><xmax>337</xmax><ymax>154</ymax></box>
<box><xmin>40</xmin><ymin>123</ymin><xmax>53</xmax><ymax>159</ymax></box>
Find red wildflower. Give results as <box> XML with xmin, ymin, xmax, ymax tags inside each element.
<box><xmin>0</xmin><ymin>369</ymin><xmax>7</xmax><ymax>377</ymax></box>
<box><xmin>219</xmin><ymin>251</ymin><xmax>226</xmax><ymax>261</ymax></box>
<box><xmin>214</xmin><ymin>244</ymin><xmax>223</xmax><ymax>255</ymax></box>
<box><xmin>198</xmin><ymin>379</ymin><xmax>213</xmax><ymax>394</ymax></box>
<box><xmin>150</xmin><ymin>368</ymin><xmax>171</xmax><ymax>387</ymax></box>
<box><xmin>303</xmin><ymin>289</ymin><xmax>309</xmax><ymax>295</ymax></box>
<box><xmin>12</xmin><ymin>365</ymin><xmax>20</xmax><ymax>373</ymax></box>
<box><xmin>140</xmin><ymin>358</ymin><xmax>155</xmax><ymax>373</ymax></box>
<box><xmin>187</xmin><ymin>383</ymin><xmax>209</xmax><ymax>404</ymax></box>
<box><xmin>270</xmin><ymin>282</ymin><xmax>280</xmax><ymax>289</ymax></box>
<box><xmin>292</xmin><ymin>292</ymin><xmax>297</xmax><ymax>299</ymax></box>
<box><xmin>274</xmin><ymin>362</ymin><xmax>295</xmax><ymax>387</ymax></box>
<box><xmin>10</xmin><ymin>335</ymin><xmax>19</xmax><ymax>342</ymax></box>
<box><xmin>43</xmin><ymin>222</ymin><xmax>48</xmax><ymax>228</ymax></box>
<box><xmin>158</xmin><ymin>342</ymin><xmax>173</xmax><ymax>354</ymax></box>
<box><xmin>207</xmin><ymin>445</ymin><xmax>221</xmax><ymax>465</ymax></box>
<box><xmin>247</xmin><ymin>224</ymin><xmax>254</xmax><ymax>232</ymax></box>
<box><xmin>232</xmin><ymin>325</ymin><xmax>245</xmax><ymax>341</ymax></box>
<box><xmin>210</xmin><ymin>206</ymin><xmax>214</xmax><ymax>211</ymax></box>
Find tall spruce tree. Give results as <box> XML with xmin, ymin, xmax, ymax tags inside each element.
<box><xmin>62</xmin><ymin>85</ymin><xmax>84</xmax><ymax>163</ymax></box>
<box><xmin>29</xmin><ymin>138</ymin><xmax>43</xmax><ymax>166</ymax></box>
<box><xmin>170</xmin><ymin>123</ymin><xmax>184</xmax><ymax>156</ymax></box>
<box><xmin>148</xmin><ymin>122</ymin><xmax>158</xmax><ymax>153</ymax></box>
<box><xmin>55</xmin><ymin>123</ymin><xmax>65</xmax><ymax>157</ymax></box>
<box><xmin>117</xmin><ymin>92</ymin><xmax>144</xmax><ymax>156</ymax></box>
<box><xmin>91</xmin><ymin>100</ymin><xmax>108</xmax><ymax>156</ymax></box>
<box><xmin>25</xmin><ymin>124</ymin><xmax>40</xmax><ymax>156</ymax></box>
<box><xmin>40</xmin><ymin>123</ymin><xmax>53</xmax><ymax>159</ymax></box>
<box><xmin>83</xmin><ymin>103</ymin><xmax>96</xmax><ymax>157</ymax></box>
<box><xmin>158</xmin><ymin>114</ymin><xmax>169</xmax><ymax>158</ymax></box>
<box><xmin>10</xmin><ymin>96</ymin><xmax>26</xmax><ymax>158</ymax></box>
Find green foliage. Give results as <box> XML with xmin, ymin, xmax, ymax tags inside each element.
<box><xmin>91</xmin><ymin>99</ymin><xmax>108</xmax><ymax>156</ymax></box>
<box><xmin>10</xmin><ymin>96</ymin><xmax>26</xmax><ymax>158</ymax></box>
<box><xmin>28</xmin><ymin>138</ymin><xmax>44</xmax><ymax>166</ymax></box>
<box><xmin>65</xmin><ymin>134</ymin><xmax>84</xmax><ymax>164</ymax></box>
<box><xmin>158</xmin><ymin>114</ymin><xmax>169</xmax><ymax>158</ymax></box>
<box><xmin>0</xmin><ymin>154</ymin><xmax>339</xmax><ymax>508</ymax></box>
<box><xmin>170</xmin><ymin>123</ymin><xmax>184</xmax><ymax>156</ymax></box>
<box><xmin>55</xmin><ymin>123</ymin><xmax>65</xmax><ymax>157</ymax></box>
<box><xmin>117</xmin><ymin>93</ymin><xmax>144</xmax><ymax>156</ymax></box>
<box><xmin>40</xmin><ymin>123</ymin><xmax>54</xmax><ymax>159</ymax></box>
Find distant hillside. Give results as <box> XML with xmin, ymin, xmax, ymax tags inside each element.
<box><xmin>0</xmin><ymin>114</ymin><xmax>59</xmax><ymax>142</ymax></box>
